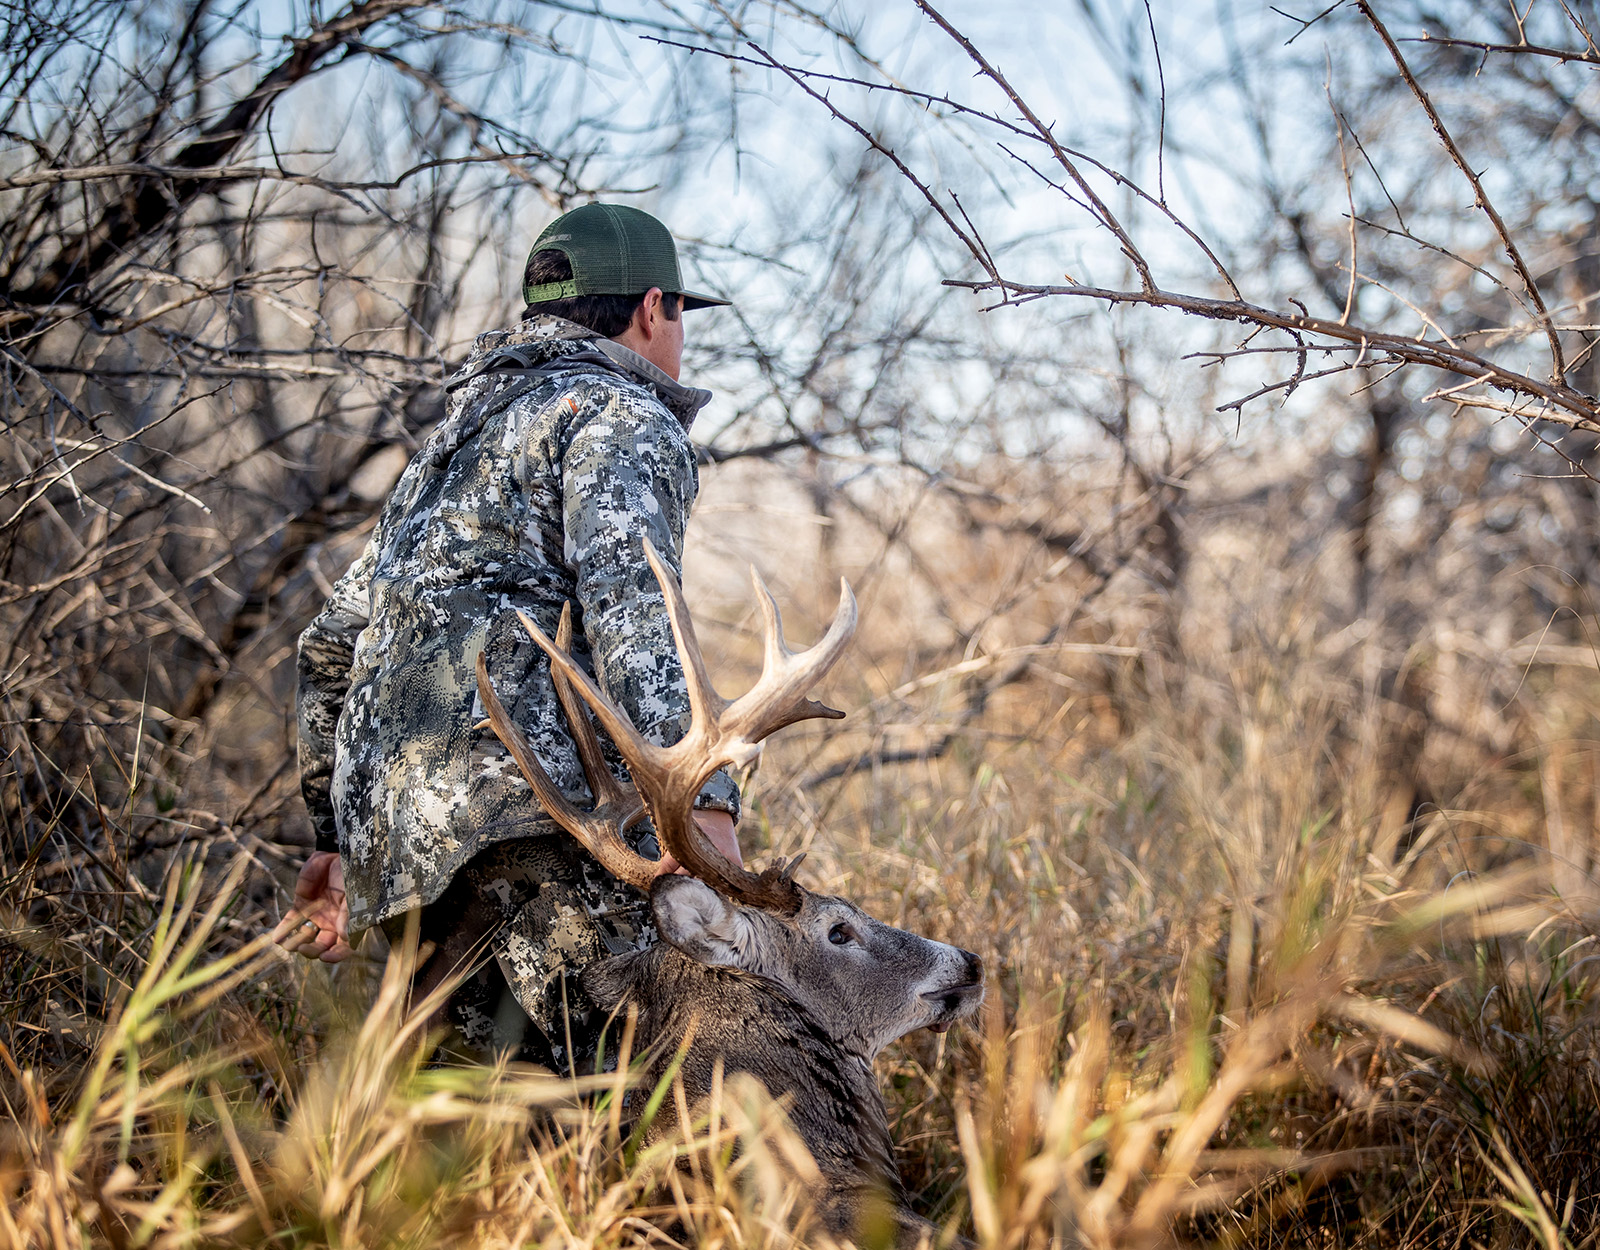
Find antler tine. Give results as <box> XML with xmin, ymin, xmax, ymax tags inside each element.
<box><xmin>514</xmin><ymin>606</ymin><xmax>673</xmax><ymax>782</ymax></box>
<box><xmin>508</xmin><ymin>542</ymin><xmax>857</xmax><ymax>916</ymax></box>
<box><xmin>475</xmin><ymin>632</ymin><xmax>654</xmax><ymax>891</ymax></box>
<box><xmin>642</xmin><ymin>538</ymin><xmax>728</xmax><ymax>729</ymax></box>
<box><xmin>752</xmin><ymin>566</ymin><xmax>791</xmax><ymax>672</ymax></box>
<box><xmin>725</xmin><ymin>567</ymin><xmax>858</xmax><ymax>744</ymax></box>
<box><xmin>547</xmin><ymin>602</ymin><xmax>633</xmax><ymax>812</ymax></box>
<box><xmin>632</xmin><ymin>558</ymin><xmax>855</xmax><ymax>913</ymax></box>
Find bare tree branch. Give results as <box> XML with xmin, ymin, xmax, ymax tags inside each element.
<box><xmin>3</xmin><ymin>0</ymin><xmax>427</xmax><ymax>327</ymax></box>
<box><xmin>1357</xmin><ymin>1</ymin><xmax>1565</xmax><ymax>380</ymax></box>
<box><xmin>1399</xmin><ymin>32</ymin><xmax>1600</xmax><ymax>66</ymax></box>
<box><xmin>945</xmin><ymin>277</ymin><xmax>1599</xmax><ymax>433</ymax></box>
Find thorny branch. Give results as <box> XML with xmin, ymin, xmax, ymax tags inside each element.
<box><xmin>911</xmin><ymin>0</ymin><xmax>1157</xmax><ymax>296</ymax></box>
<box><xmin>1355</xmin><ymin>1</ymin><xmax>1565</xmax><ymax>380</ymax></box>
<box><xmin>944</xmin><ymin>277</ymin><xmax>1600</xmax><ymax>434</ymax></box>
<box><xmin>734</xmin><ymin>1</ymin><xmax>1600</xmax><ymax>439</ymax></box>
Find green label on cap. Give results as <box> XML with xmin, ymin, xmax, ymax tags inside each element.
<box><xmin>523</xmin><ymin>278</ymin><xmax>580</xmax><ymax>304</ymax></box>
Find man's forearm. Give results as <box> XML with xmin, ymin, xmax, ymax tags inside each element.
<box><xmin>655</xmin><ymin>808</ymin><xmax>740</xmax><ymax>877</ymax></box>
<box><xmin>296</xmin><ymin>537</ymin><xmax>376</xmax><ymax>852</ymax></box>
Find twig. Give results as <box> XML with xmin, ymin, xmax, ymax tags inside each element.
<box><xmin>1143</xmin><ymin>1</ymin><xmax>1167</xmax><ymax>206</ymax></box>
<box><xmin>1357</xmin><ymin>2</ymin><xmax>1565</xmax><ymax>382</ymax></box>
<box><xmin>0</xmin><ymin>150</ymin><xmax>551</xmax><ymax>196</ymax></box>
<box><xmin>1400</xmin><ymin>32</ymin><xmax>1600</xmax><ymax>66</ymax></box>
<box><xmin>945</xmin><ymin>276</ymin><xmax>1599</xmax><ymax>431</ymax></box>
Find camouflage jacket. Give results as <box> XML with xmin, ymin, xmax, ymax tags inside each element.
<box><xmin>296</xmin><ymin>314</ymin><xmax>741</xmax><ymax>934</ymax></box>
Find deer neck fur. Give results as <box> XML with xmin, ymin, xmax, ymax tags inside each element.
<box><xmin>585</xmin><ymin>944</ymin><xmax>905</xmax><ymax>1206</ymax></box>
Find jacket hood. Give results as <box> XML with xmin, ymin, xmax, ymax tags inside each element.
<box><xmin>446</xmin><ymin>313</ymin><xmax>712</xmax><ymax>429</ymax></box>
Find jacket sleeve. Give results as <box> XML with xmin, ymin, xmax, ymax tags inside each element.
<box><xmin>560</xmin><ymin>387</ymin><xmax>742</xmax><ymax>823</ymax></box>
<box><xmin>296</xmin><ymin>536</ymin><xmax>377</xmax><ymax>853</ymax></box>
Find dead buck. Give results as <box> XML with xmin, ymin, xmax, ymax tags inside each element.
<box><xmin>476</xmin><ymin>540</ymin><xmax>983</xmax><ymax>1245</ymax></box>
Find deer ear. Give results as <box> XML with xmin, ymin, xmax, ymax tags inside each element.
<box><xmin>651</xmin><ymin>876</ymin><xmax>753</xmax><ymax>969</ymax></box>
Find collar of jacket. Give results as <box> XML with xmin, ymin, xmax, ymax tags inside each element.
<box><xmin>450</xmin><ymin>314</ymin><xmax>712</xmax><ymax>430</ymax></box>
<box><xmin>590</xmin><ymin>338</ymin><xmax>711</xmax><ymax>428</ymax></box>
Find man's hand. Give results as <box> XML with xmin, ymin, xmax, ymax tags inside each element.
<box><xmin>655</xmin><ymin>809</ymin><xmax>741</xmax><ymax>877</ymax></box>
<box><xmin>271</xmin><ymin>850</ymin><xmax>353</xmax><ymax>963</ymax></box>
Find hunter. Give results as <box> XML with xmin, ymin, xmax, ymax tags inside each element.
<box><xmin>273</xmin><ymin>203</ymin><xmax>741</xmax><ymax>1072</ymax></box>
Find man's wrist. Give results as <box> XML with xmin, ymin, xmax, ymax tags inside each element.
<box><xmin>692</xmin><ymin>769</ymin><xmax>742</xmax><ymax>825</ymax></box>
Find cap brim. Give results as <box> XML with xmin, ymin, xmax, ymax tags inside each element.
<box><xmin>679</xmin><ymin>289</ymin><xmax>731</xmax><ymax>311</ymax></box>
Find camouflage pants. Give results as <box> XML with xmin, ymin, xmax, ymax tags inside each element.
<box><xmin>382</xmin><ymin>835</ymin><xmax>656</xmax><ymax>1073</ymax></box>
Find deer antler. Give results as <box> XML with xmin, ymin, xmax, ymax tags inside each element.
<box><xmin>476</xmin><ymin>603</ymin><xmax>654</xmax><ymax>889</ymax></box>
<box><xmin>481</xmin><ymin>538</ymin><xmax>856</xmax><ymax>914</ymax></box>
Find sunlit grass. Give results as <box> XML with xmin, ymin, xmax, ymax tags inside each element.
<box><xmin>4</xmin><ymin>785</ymin><xmax>1588</xmax><ymax>1248</ymax></box>
<box><xmin>6</xmin><ymin>519</ymin><xmax>1600</xmax><ymax>1248</ymax></box>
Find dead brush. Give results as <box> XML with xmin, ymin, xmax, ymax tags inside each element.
<box><xmin>0</xmin><ymin>851</ymin><xmax>882</xmax><ymax>1250</ymax></box>
<box><xmin>916</xmin><ymin>859</ymin><xmax>1547</xmax><ymax>1250</ymax></box>
<box><xmin>1</xmin><ymin>771</ymin><xmax>1586</xmax><ymax>1250</ymax></box>
<box><xmin>1321</xmin><ymin>919</ymin><xmax>1600</xmax><ymax>1250</ymax></box>
<box><xmin>746</xmin><ymin>540</ymin><xmax>1600</xmax><ymax>1249</ymax></box>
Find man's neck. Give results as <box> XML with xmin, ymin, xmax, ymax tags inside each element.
<box><xmin>610</xmin><ymin>325</ymin><xmax>679</xmax><ymax>380</ymax></box>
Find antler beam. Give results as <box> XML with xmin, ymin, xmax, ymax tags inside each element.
<box><xmin>475</xmin><ymin>603</ymin><xmax>654</xmax><ymax>889</ymax></box>
<box><xmin>480</xmin><ymin>539</ymin><xmax>856</xmax><ymax>914</ymax></box>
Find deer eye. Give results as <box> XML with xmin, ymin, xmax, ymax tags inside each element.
<box><xmin>828</xmin><ymin>923</ymin><xmax>854</xmax><ymax>946</ymax></box>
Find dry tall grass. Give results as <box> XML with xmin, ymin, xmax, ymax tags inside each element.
<box><xmin>5</xmin><ymin>461</ymin><xmax>1600</xmax><ymax>1249</ymax></box>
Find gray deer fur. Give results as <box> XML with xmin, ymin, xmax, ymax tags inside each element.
<box><xmin>584</xmin><ymin>873</ymin><xmax>984</xmax><ymax>1245</ymax></box>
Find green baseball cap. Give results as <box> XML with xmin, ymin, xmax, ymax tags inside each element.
<box><xmin>523</xmin><ymin>203</ymin><xmax>730</xmax><ymax>311</ymax></box>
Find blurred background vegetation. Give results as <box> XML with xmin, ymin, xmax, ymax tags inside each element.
<box><xmin>6</xmin><ymin>1</ymin><xmax>1600</xmax><ymax>1246</ymax></box>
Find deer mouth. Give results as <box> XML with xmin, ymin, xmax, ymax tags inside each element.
<box><xmin>921</xmin><ymin>979</ymin><xmax>984</xmax><ymax>1033</ymax></box>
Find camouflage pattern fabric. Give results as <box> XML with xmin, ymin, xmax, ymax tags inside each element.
<box><xmin>297</xmin><ymin>313</ymin><xmax>739</xmax><ymax>1048</ymax></box>
<box><xmin>381</xmin><ymin>836</ymin><xmax>655</xmax><ymax>1072</ymax></box>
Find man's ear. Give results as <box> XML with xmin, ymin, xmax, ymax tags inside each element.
<box><xmin>638</xmin><ymin>286</ymin><xmax>665</xmax><ymax>338</ymax></box>
<box><xmin>651</xmin><ymin>876</ymin><xmax>752</xmax><ymax>969</ymax></box>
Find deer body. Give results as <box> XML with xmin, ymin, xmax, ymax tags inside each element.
<box><xmin>585</xmin><ymin>876</ymin><xmax>982</xmax><ymax>1239</ymax></box>
<box><xmin>592</xmin><ymin>950</ymin><xmax>905</xmax><ymax>1237</ymax></box>
<box><xmin>476</xmin><ymin>539</ymin><xmax>983</xmax><ymax>1243</ymax></box>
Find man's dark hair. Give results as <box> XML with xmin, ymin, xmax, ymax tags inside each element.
<box><xmin>521</xmin><ymin>249</ymin><xmax>681</xmax><ymax>336</ymax></box>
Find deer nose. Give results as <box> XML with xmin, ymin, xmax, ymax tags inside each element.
<box><xmin>960</xmin><ymin>949</ymin><xmax>983</xmax><ymax>984</ymax></box>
